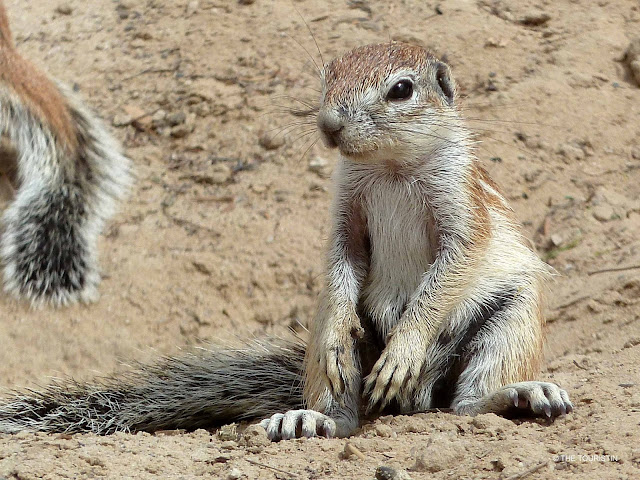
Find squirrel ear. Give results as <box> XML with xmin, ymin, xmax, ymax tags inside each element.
<box><xmin>435</xmin><ymin>62</ymin><xmax>455</xmax><ymax>105</ymax></box>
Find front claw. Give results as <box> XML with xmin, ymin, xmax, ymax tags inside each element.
<box><xmin>321</xmin><ymin>346</ymin><xmax>353</xmax><ymax>397</ymax></box>
<box><xmin>258</xmin><ymin>410</ymin><xmax>337</xmax><ymax>441</ymax></box>
<box><xmin>364</xmin><ymin>348</ymin><xmax>422</xmax><ymax>413</ymax></box>
<box><xmin>318</xmin><ymin>322</ymin><xmax>364</xmax><ymax>399</ymax></box>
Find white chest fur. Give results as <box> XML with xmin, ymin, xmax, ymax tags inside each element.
<box><xmin>357</xmin><ymin>176</ymin><xmax>437</xmax><ymax>338</ymax></box>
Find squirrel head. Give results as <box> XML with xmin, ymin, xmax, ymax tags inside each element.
<box><xmin>317</xmin><ymin>42</ymin><xmax>462</xmax><ymax>163</ymax></box>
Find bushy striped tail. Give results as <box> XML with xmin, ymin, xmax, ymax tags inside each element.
<box><xmin>0</xmin><ymin>338</ymin><xmax>305</xmax><ymax>434</ymax></box>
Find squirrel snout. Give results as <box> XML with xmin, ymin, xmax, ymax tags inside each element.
<box><xmin>317</xmin><ymin>109</ymin><xmax>345</xmax><ymax>148</ymax></box>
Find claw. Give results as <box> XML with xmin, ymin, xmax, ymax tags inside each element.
<box><xmin>264</xmin><ymin>413</ymin><xmax>285</xmax><ymax>441</ymax></box>
<box><xmin>365</xmin><ymin>353</ymin><xmax>416</xmax><ymax>413</ymax></box>
<box><xmin>500</xmin><ymin>382</ymin><xmax>573</xmax><ymax>418</ymax></box>
<box><xmin>259</xmin><ymin>410</ymin><xmax>337</xmax><ymax>441</ymax></box>
<box><xmin>510</xmin><ymin>389</ymin><xmax>519</xmax><ymax>407</ymax></box>
<box><xmin>323</xmin><ymin>348</ymin><xmax>347</xmax><ymax>396</ymax></box>
<box><xmin>560</xmin><ymin>389</ymin><xmax>574</xmax><ymax>414</ymax></box>
<box><xmin>351</xmin><ymin>326</ymin><xmax>365</xmax><ymax>339</ymax></box>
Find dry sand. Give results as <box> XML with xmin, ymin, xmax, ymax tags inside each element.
<box><xmin>0</xmin><ymin>0</ymin><xmax>639</xmax><ymax>478</ymax></box>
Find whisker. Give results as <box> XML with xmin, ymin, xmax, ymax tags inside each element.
<box><xmin>290</xmin><ymin>129</ymin><xmax>318</xmax><ymax>146</ymax></box>
<box><xmin>459</xmin><ymin>116</ymin><xmax>561</xmax><ymax>129</ymax></box>
<box><xmin>266</xmin><ymin>122</ymin><xmax>314</xmax><ymax>139</ymax></box>
<box><xmin>271</xmin><ymin>95</ymin><xmax>319</xmax><ymax>110</ymax></box>
<box><xmin>391</xmin><ymin>123</ymin><xmax>535</xmax><ymax>158</ymax></box>
<box><xmin>295</xmin><ymin>8</ymin><xmax>324</xmax><ymax>69</ymax></box>
<box><xmin>282</xmin><ymin>31</ymin><xmax>322</xmax><ymax>79</ymax></box>
<box><xmin>412</xmin><ymin>118</ymin><xmax>519</xmax><ymax>136</ymax></box>
<box><xmin>296</xmin><ymin>137</ymin><xmax>319</xmax><ymax>163</ymax></box>
<box><xmin>459</xmin><ymin>100</ymin><xmax>531</xmax><ymax>110</ymax></box>
<box><xmin>259</xmin><ymin>107</ymin><xmax>316</xmax><ymax>118</ymax></box>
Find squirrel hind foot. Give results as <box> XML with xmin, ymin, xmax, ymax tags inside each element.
<box><xmin>454</xmin><ymin>381</ymin><xmax>573</xmax><ymax>418</ymax></box>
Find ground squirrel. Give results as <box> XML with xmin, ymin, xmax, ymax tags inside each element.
<box><xmin>0</xmin><ymin>2</ymin><xmax>131</xmax><ymax>306</ymax></box>
<box><xmin>0</xmin><ymin>43</ymin><xmax>571</xmax><ymax>437</ymax></box>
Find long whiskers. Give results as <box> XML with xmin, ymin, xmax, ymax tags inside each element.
<box><xmin>295</xmin><ymin>7</ymin><xmax>324</xmax><ymax>70</ymax></box>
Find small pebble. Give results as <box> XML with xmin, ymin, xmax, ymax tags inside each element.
<box><xmin>259</xmin><ymin>131</ymin><xmax>285</xmax><ymax>150</ymax></box>
<box><xmin>170</xmin><ymin>125</ymin><xmax>191</xmax><ymax>138</ymax></box>
<box><xmin>112</xmin><ymin>114</ymin><xmax>131</xmax><ymax>127</ymax></box>
<box><xmin>519</xmin><ymin>11</ymin><xmax>551</xmax><ymax>26</ymax></box>
<box><xmin>55</xmin><ymin>4</ymin><xmax>73</xmax><ymax>15</ymax></box>
<box><xmin>186</xmin><ymin>0</ymin><xmax>199</xmax><ymax>15</ymax></box>
<box><xmin>549</xmin><ymin>234</ymin><xmax>563</xmax><ymax>247</ymax></box>
<box><xmin>167</xmin><ymin>111</ymin><xmax>187</xmax><ymax>126</ymax></box>
<box><xmin>226</xmin><ymin>468</ymin><xmax>243</xmax><ymax>480</ymax></box>
<box><xmin>592</xmin><ymin>205</ymin><xmax>614</xmax><ymax>222</ymax></box>
<box><xmin>376</xmin><ymin>466</ymin><xmax>413</xmax><ymax>480</ymax></box>
<box><xmin>623</xmin><ymin>37</ymin><xmax>640</xmax><ymax>87</ymax></box>
<box><xmin>220</xmin><ymin>440</ymin><xmax>237</xmax><ymax>450</ymax></box>
<box><xmin>375</xmin><ymin>424</ymin><xmax>393</xmax><ymax>437</ymax></box>
<box><xmin>242</xmin><ymin>425</ymin><xmax>270</xmax><ymax>447</ymax></box>
<box><xmin>308</xmin><ymin>156</ymin><xmax>329</xmax><ymax>176</ymax></box>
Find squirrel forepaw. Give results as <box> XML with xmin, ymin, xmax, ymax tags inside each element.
<box><xmin>315</xmin><ymin>311</ymin><xmax>363</xmax><ymax>398</ymax></box>
<box><xmin>364</xmin><ymin>331</ymin><xmax>426</xmax><ymax>412</ymax></box>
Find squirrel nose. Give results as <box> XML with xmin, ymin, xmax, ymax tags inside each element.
<box><xmin>317</xmin><ymin>108</ymin><xmax>345</xmax><ymax>148</ymax></box>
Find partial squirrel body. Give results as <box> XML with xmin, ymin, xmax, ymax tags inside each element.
<box><xmin>0</xmin><ymin>43</ymin><xmax>571</xmax><ymax>437</ymax></box>
<box><xmin>0</xmin><ymin>2</ymin><xmax>131</xmax><ymax>306</ymax></box>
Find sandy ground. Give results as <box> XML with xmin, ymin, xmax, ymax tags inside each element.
<box><xmin>0</xmin><ymin>0</ymin><xmax>639</xmax><ymax>478</ymax></box>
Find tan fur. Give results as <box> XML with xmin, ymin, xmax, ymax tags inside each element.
<box><xmin>0</xmin><ymin>2</ymin><xmax>78</xmax><ymax>153</ymax></box>
<box><xmin>0</xmin><ymin>2</ymin><xmax>13</xmax><ymax>49</ymax></box>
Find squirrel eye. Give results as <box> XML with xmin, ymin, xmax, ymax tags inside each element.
<box><xmin>386</xmin><ymin>79</ymin><xmax>413</xmax><ymax>101</ymax></box>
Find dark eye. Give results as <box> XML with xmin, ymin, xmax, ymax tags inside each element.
<box><xmin>386</xmin><ymin>79</ymin><xmax>413</xmax><ymax>101</ymax></box>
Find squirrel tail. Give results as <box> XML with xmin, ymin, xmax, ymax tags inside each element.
<box><xmin>0</xmin><ymin>338</ymin><xmax>305</xmax><ymax>434</ymax></box>
<box><xmin>0</xmin><ymin>82</ymin><xmax>131</xmax><ymax>306</ymax></box>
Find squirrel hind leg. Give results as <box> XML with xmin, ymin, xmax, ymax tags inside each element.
<box><xmin>444</xmin><ymin>289</ymin><xmax>572</xmax><ymax>418</ymax></box>
<box><xmin>407</xmin><ymin>285</ymin><xmax>567</xmax><ymax>417</ymax></box>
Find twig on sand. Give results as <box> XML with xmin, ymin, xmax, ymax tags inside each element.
<box><xmin>503</xmin><ymin>461</ymin><xmax>548</xmax><ymax>480</ymax></box>
<box><xmin>588</xmin><ymin>264</ymin><xmax>640</xmax><ymax>275</ymax></box>
<box><xmin>245</xmin><ymin>458</ymin><xmax>300</xmax><ymax>477</ymax></box>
